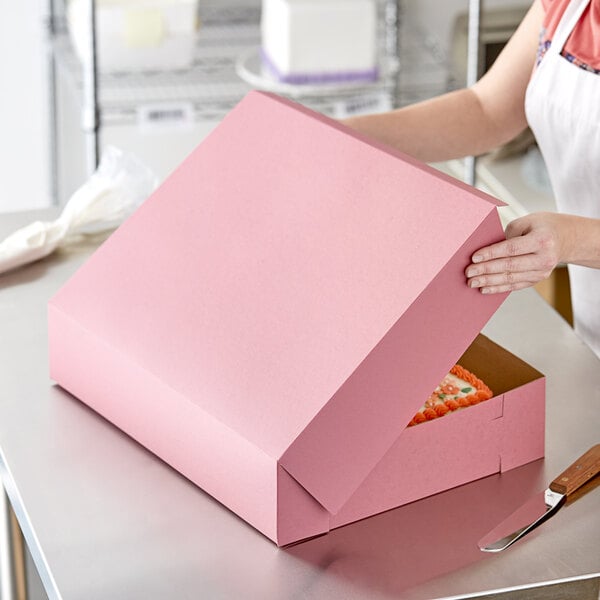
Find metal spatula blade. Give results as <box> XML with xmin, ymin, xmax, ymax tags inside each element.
<box><xmin>478</xmin><ymin>444</ymin><xmax>600</xmax><ymax>552</ymax></box>
<box><xmin>478</xmin><ymin>488</ymin><xmax>565</xmax><ymax>552</ymax></box>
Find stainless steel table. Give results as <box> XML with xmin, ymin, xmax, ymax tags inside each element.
<box><xmin>1</xmin><ymin>210</ymin><xmax>599</xmax><ymax>600</ymax></box>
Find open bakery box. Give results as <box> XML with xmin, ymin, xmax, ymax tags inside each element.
<box><xmin>48</xmin><ymin>91</ymin><xmax>545</xmax><ymax>546</ymax></box>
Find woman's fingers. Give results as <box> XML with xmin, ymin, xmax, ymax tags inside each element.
<box><xmin>472</xmin><ymin>280</ymin><xmax>538</xmax><ymax>294</ymax></box>
<box><xmin>466</xmin><ymin>250</ymin><xmax>554</xmax><ymax>289</ymax></box>
<box><xmin>471</xmin><ymin>230</ymin><xmax>539</xmax><ymax>264</ymax></box>
<box><xmin>467</xmin><ymin>269</ymin><xmax>551</xmax><ymax>293</ymax></box>
<box><xmin>466</xmin><ymin>252</ymin><xmax>552</xmax><ymax>278</ymax></box>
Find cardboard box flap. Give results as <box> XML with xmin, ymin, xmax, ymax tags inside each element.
<box><xmin>278</xmin><ymin>210</ymin><xmax>508</xmax><ymax>514</ymax></box>
<box><xmin>50</xmin><ymin>91</ymin><xmax>507</xmax><ymax>515</ymax></box>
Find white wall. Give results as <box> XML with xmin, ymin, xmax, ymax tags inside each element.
<box><xmin>0</xmin><ymin>0</ymin><xmax>50</xmax><ymax>214</ymax></box>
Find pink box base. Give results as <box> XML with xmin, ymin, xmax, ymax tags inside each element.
<box><xmin>50</xmin><ymin>302</ymin><xmax>544</xmax><ymax>546</ymax></box>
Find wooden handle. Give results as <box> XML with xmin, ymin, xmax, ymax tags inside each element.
<box><xmin>549</xmin><ymin>444</ymin><xmax>600</xmax><ymax>496</ymax></box>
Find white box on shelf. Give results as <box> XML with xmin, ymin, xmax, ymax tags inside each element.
<box><xmin>67</xmin><ymin>0</ymin><xmax>199</xmax><ymax>73</ymax></box>
<box><xmin>260</xmin><ymin>0</ymin><xmax>378</xmax><ymax>84</ymax></box>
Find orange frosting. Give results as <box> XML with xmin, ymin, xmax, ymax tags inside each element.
<box><xmin>407</xmin><ymin>364</ymin><xmax>493</xmax><ymax>427</ymax></box>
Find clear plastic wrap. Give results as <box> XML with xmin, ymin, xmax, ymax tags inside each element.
<box><xmin>0</xmin><ymin>146</ymin><xmax>157</xmax><ymax>275</ymax></box>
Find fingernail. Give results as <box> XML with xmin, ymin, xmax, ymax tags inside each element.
<box><xmin>481</xmin><ymin>287</ymin><xmax>491</xmax><ymax>294</ymax></box>
<box><xmin>470</xmin><ymin>279</ymin><xmax>480</xmax><ymax>288</ymax></box>
<box><xmin>472</xmin><ymin>254</ymin><xmax>483</xmax><ymax>263</ymax></box>
<box><xmin>466</xmin><ymin>267</ymin><xmax>478</xmax><ymax>277</ymax></box>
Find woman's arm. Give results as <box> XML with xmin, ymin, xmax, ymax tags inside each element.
<box><xmin>466</xmin><ymin>214</ymin><xmax>600</xmax><ymax>294</ymax></box>
<box><xmin>343</xmin><ymin>0</ymin><xmax>544</xmax><ymax>162</ymax></box>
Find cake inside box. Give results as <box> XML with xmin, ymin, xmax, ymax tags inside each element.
<box><xmin>409</xmin><ymin>364</ymin><xmax>493</xmax><ymax>427</ymax></box>
<box><xmin>329</xmin><ymin>333</ymin><xmax>545</xmax><ymax>532</ymax></box>
<box><xmin>407</xmin><ymin>334</ymin><xmax>544</xmax><ymax>428</ymax></box>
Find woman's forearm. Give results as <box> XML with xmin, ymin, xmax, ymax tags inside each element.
<box><xmin>342</xmin><ymin>88</ymin><xmax>522</xmax><ymax>163</ymax></box>
<box><xmin>343</xmin><ymin>0</ymin><xmax>544</xmax><ymax>163</ymax></box>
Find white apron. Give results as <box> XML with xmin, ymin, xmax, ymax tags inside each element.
<box><xmin>525</xmin><ymin>0</ymin><xmax>600</xmax><ymax>357</ymax></box>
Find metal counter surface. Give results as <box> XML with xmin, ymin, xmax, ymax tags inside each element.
<box><xmin>0</xmin><ymin>210</ymin><xmax>598</xmax><ymax>600</ymax></box>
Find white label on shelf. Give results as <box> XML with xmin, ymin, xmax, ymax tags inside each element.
<box><xmin>137</xmin><ymin>102</ymin><xmax>194</xmax><ymax>131</ymax></box>
<box><xmin>332</xmin><ymin>93</ymin><xmax>393</xmax><ymax>119</ymax></box>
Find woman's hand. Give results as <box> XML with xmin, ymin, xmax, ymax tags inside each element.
<box><xmin>465</xmin><ymin>212</ymin><xmax>573</xmax><ymax>294</ymax></box>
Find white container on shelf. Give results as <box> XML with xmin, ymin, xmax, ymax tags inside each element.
<box><xmin>67</xmin><ymin>0</ymin><xmax>200</xmax><ymax>73</ymax></box>
<box><xmin>260</xmin><ymin>0</ymin><xmax>378</xmax><ymax>84</ymax></box>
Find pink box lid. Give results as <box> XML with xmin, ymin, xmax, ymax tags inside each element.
<box><xmin>50</xmin><ymin>91</ymin><xmax>508</xmax><ymax>514</ymax></box>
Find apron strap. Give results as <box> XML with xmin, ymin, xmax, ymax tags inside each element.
<box><xmin>548</xmin><ymin>0</ymin><xmax>592</xmax><ymax>56</ymax></box>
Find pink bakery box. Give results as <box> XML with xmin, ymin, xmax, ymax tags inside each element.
<box><xmin>48</xmin><ymin>91</ymin><xmax>545</xmax><ymax>547</ymax></box>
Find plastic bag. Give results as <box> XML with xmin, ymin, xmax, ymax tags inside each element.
<box><xmin>0</xmin><ymin>146</ymin><xmax>158</xmax><ymax>275</ymax></box>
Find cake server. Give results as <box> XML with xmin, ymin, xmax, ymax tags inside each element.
<box><xmin>478</xmin><ymin>444</ymin><xmax>600</xmax><ymax>552</ymax></box>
